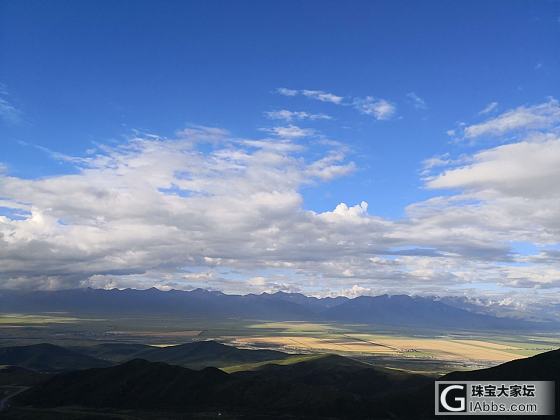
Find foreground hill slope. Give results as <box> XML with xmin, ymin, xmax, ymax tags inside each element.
<box><xmin>15</xmin><ymin>359</ymin><xmax>229</xmax><ymax>410</ymax></box>
<box><xmin>388</xmin><ymin>347</ymin><xmax>560</xmax><ymax>419</ymax></box>
<box><xmin>14</xmin><ymin>354</ymin><xmax>431</xmax><ymax>418</ymax></box>
<box><xmin>442</xmin><ymin>347</ymin><xmax>560</xmax><ymax>381</ymax></box>
<box><xmin>12</xmin><ymin>347</ymin><xmax>560</xmax><ymax>419</ymax></box>
<box><xmin>0</xmin><ymin>366</ymin><xmax>51</xmax><ymax>386</ymax></box>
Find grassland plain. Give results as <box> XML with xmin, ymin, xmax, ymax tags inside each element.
<box><xmin>0</xmin><ymin>313</ymin><xmax>558</xmax><ymax>373</ymax></box>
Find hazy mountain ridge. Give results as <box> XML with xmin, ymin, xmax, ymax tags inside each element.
<box><xmin>321</xmin><ymin>294</ymin><xmax>539</xmax><ymax>330</ymax></box>
<box><xmin>0</xmin><ymin>288</ymin><xmax>552</xmax><ymax>330</ymax></box>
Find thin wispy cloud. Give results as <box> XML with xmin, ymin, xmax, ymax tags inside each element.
<box><xmin>276</xmin><ymin>87</ymin><xmax>298</xmax><ymax>96</ymax></box>
<box><xmin>452</xmin><ymin>98</ymin><xmax>560</xmax><ymax>139</ymax></box>
<box><xmin>276</xmin><ymin>87</ymin><xmax>344</xmax><ymax>104</ymax></box>
<box><xmin>0</xmin><ymin>85</ymin><xmax>23</xmax><ymax>125</ymax></box>
<box><xmin>276</xmin><ymin>88</ymin><xmax>397</xmax><ymax>120</ymax></box>
<box><xmin>406</xmin><ymin>92</ymin><xmax>427</xmax><ymax>110</ymax></box>
<box><xmin>264</xmin><ymin>109</ymin><xmax>332</xmax><ymax>122</ymax></box>
<box><xmin>479</xmin><ymin>101</ymin><xmax>499</xmax><ymax>115</ymax></box>
<box><xmin>300</xmin><ymin>89</ymin><xmax>344</xmax><ymax>104</ymax></box>
<box><xmin>261</xmin><ymin>124</ymin><xmax>316</xmax><ymax>138</ymax></box>
<box><xmin>176</xmin><ymin>124</ymin><xmax>230</xmax><ymax>142</ymax></box>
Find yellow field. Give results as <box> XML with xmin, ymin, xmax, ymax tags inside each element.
<box><xmin>364</xmin><ymin>337</ymin><xmax>521</xmax><ymax>362</ymax></box>
<box><xmin>233</xmin><ymin>331</ymin><xmax>550</xmax><ymax>363</ymax></box>
<box><xmin>234</xmin><ymin>336</ymin><xmax>397</xmax><ymax>354</ymax></box>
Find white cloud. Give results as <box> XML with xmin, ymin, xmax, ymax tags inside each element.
<box><xmin>274</xmin><ymin>88</ymin><xmax>397</xmax><ymax>120</ymax></box>
<box><xmin>275</xmin><ymin>88</ymin><xmax>344</xmax><ymax>104</ymax></box>
<box><xmin>319</xmin><ymin>201</ymin><xmax>369</xmax><ymax>223</ymax></box>
<box><xmin>1</xmin><ymin>102</ymin><xmax>559</xmax><ymax>299</ymax></box>
<box><xmin>177</xmin><ymin>124</ymin><xmax>230</xmax><ymax>142</ymax></box>
<box><xmin>1</xmin><ymin>132</ymin><xmax>383</xmax><ymax>291</ymax></box>
<box><xmin>463</xmin><ymin>98</ymin><xmax>560</xmax><ymax>139</ymax></box>
<box><xmin>261</xmin><ymin>125</ymin><xmax>316</xmax><ymax>138</ymax></box>
<box><xmin>353</xmin><ymin>97</ymin><xmax>396</xmax><ymax>120</ymax></box>
<box><xmin>276</xmin><ymin>87</ymin><xmax>298</xmax><ymax>96</ymax></box>
<box><xmin>301</xmin><ymin>90</ymin><xmax>344</xmax><ymax>104</ymax></box>
<box><xmin>306</xmin><ymin>152</ymin><xmax>356</xmax><ymax>180</ymax></box>
<box><xmin>479</xmin><ymin>101</ymin><xmax>498</xmax><ymax>115</ymax></box>
<box><xmin>264</xmin><ymin>109</ymin><xmax>331</xmax><ymax>122</ymax></box>
<box><xmin>427</xmin><ymin>135</ymin><xmax>560</xmax><ymax>198</ymax></box>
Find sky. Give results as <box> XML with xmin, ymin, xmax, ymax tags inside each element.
<box><xmin>0</xmin><ymin>1</ymin><xmax>559</xmax><ymax>306</ymax></box>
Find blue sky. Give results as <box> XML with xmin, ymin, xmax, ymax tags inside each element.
<box><xmin>0</xmin><ymin>1</ymin><xmax>559</xmax><ymax>303</ymax></box>
<box><xmin>2</xmin><ymin>0</ymin><xmax>557</xmax><ymax>215</ymax></box>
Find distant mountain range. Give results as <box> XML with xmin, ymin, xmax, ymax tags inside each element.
<box><xmin>8</xmin><ymin>344</ymin><xmax>560</xmax><ymax>419</ymax></box>
<box><xmin>0</xmin><ymin>288</ymin><xmax>552</xmax><ymax>331</ymax></box>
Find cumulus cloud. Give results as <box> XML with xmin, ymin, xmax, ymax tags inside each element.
<box><xmin>427</xmin><ymin>135</ymin><xmax>560</xmax><ymax>198</ymax></box>
<box><xmin>1</xmin><ymin>132</ymin><xmax>384</xmax><ymax>291</ymax></box>
<box><xmin>1</xmin><ymin>100</ymin><xmax>559</xmax><ymax>300</ymax></box>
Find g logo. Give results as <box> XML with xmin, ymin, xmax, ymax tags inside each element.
<box><xmin>437</xmin><ymin>383</ymin><xmax>467</xmax><ymax>413</ymax></box>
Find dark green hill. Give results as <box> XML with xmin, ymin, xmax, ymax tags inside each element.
<box><xmin>13</xmin><ymin>346</ymin><xmax>560</xmax><ymax>419</ymax></box>
<box><xmin>132</xmin><ymin>340</ymin><xmax>291</xmax><ymax>369</ymax></box>
<box><xmin>0</xmin><ymin>344</ymin><xmax>111</xmax><ymax>372</ymax></box>
<box><xmin>0</xmin><ymin>341</ymin><xmax>290</xmax><ymax>372</ymax></box>
<box><xmin>69</xmin><ymin>343</ymin><xmax>151</xmax><ymax>362</ymax></box>
<box><xmin>387</xmin><ymin>347</ymin><xmax>560</xmax><ymax>419</ymax></box>
<box><xmin>442</xmin><ymin>348</ymin><xmax>560</xmax><ymax>381</ymax></box>
<box><xmin>14</xmin><ymin>353</ymin><xmax>431</xmax><ymax>418</ymax></box>
<box><xmin>15</xmin><ymin>359</ymin><xmax>229</xmax><ymax>410</ymax></box>
<box><xmin>224</xmin><ymin>354</ymin><xmax>430</xmax><ymax>417</ymax></box>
